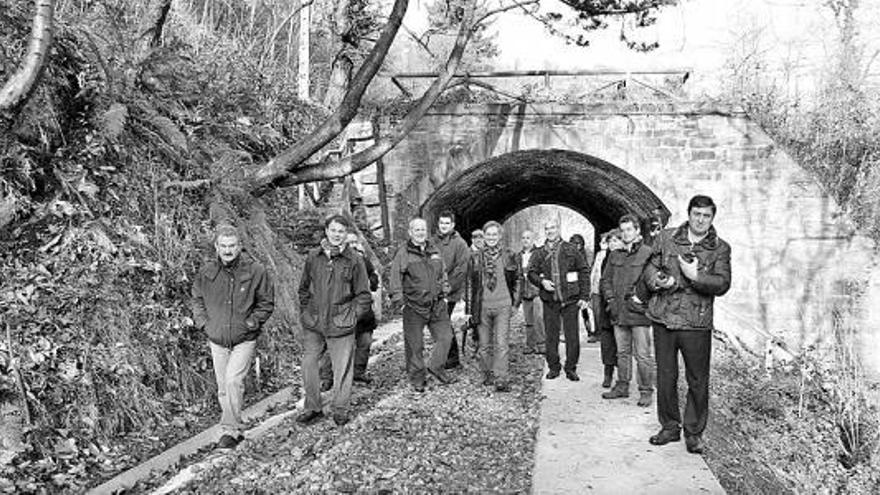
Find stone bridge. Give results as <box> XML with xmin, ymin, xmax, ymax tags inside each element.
<box><xmin>349</xmin><ymin>101</ymin><xmax>880</xmax><ymax>375</ymax></box>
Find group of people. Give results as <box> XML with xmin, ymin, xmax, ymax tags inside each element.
<box><xmin>191</xmin><ymin>195</ymin><xmax>731</xmax><ymax>457</ymax></box>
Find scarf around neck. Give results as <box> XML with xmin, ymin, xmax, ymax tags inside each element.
<box><xmin>483</xmin><ymin>243</ymin><xmax>502</xmax><ymax>291</ymax></box>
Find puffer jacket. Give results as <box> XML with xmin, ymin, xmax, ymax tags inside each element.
<box><xmin>432</xmin><ymin>230</ymin><xmax>471</xmax><ymax>302</ymax></box>
<box><xmin>527</xmin><ymin>240</ymin><xmax>590</xmax><ymax>306</ymax></box>
<box><xmin>298</xmin><ymin>246</ymin><xmax>372</xmax><ymax>337</ymax></box>
<box><xmin>644</xmin><ymin>223</ymin><xmax>732</xmax><ymax>330</ymax></box>
<box><xmin>191</xmin><ymin>252</ymin><xmax>275</xmax><ymax>348</ymax></box>
<box><xmin>465</xmin><ymin>248</ymin><xmax>522</xmax><ymax>320</ymax></box>
<box><xmin>601</xmin><ymin>239</ymin><xmax>652</xmax><ymax>326</ymax></box>
<box><xmin>389</xmin><ymin>240</ymin><xmax>449</xmax><ymax>317</ymax></box>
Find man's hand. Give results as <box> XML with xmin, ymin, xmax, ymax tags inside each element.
<box><xmin>577</xmin><ymin>299</ymin><xmax>589</xmax><ymax>310</ymax></box>
<box><xmin>678</xmin><ymin>255</ymin><xmax>699</xmax><ymax>281</ymax></box>
<box><xmin>541</xmin><ymin>279</ymin><xmax>555</xmax><ymax>292</ymax></box>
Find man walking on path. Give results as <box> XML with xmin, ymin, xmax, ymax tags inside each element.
<box><xmin>390</xmin><ymin>218</ymin><xmax>458</xmax><ymax>392</ymax></box>
<box><xmin>297</xmin><ymin>215</ymin><xmax>372</xmax><ymax>427</ymax></box>
<box><xmin>601</xmin><ymin>214</ymin><xmax>655</xmax><ymax>406</ymax></box>
<box><xmin>192</xmin><ymin>224</ymin><xmax>275</xmax><ymax>449</ymax></box>
<box><xmin>516</xmin><ymin>230</ymin><xmax>544</xmax><ymax>355</ymax></box>
<box><xmin>347</xmin><ymin>232</ymin><xmax>380</xmax><ymax>384</ymax></box>
<box><xmin>527</xmin><ymin>219</ymin><xmax>591</xmax><ymax>381</ymax></box>
<box><xmin>644</xmin><ymin>195</ymin><xmax>731</xmax><ymax>454</ymax></box>
<box><xmin>432</xmin><ymin>211</ymin><xmax>471</xmax><ymax>369</ymax></box>
<box><xmin>466</xmin><ymin>221</ymin><xmax>521</xmax><ymax>391</ymax></box>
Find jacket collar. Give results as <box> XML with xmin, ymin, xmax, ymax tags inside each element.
<box><xmin>407</xmin><ymin>239</ymin><xmax>437</xmax><ymax>256</ymax></box>
<box><xmin>207</xmin><ymin>251</ymin><xmax>253</xmax><ymax>280</ymax></box>
<box><xmin>436</xmin><ymin>230</ymin><xmax>459</xmax><ymax>244</ymax></box>
<box><xmin>672</xmin><ymin>222</ymin><xmax>719</xmax><ymax>250</ymax></box>
<box><xmin>623</xmin><ymin>235</ymin><xmax>644</xmax><ymax>253</ymax></box>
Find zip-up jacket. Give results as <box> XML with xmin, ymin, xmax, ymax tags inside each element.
<box><xmin>389</xmin><ymin>240</ymin><xmax>448</xmax><ymax>317</ymax></box>
<box><xmin>298</xmin><ymin>246</ymin><xmax>372</xmax><ymax>337</ymax></box>
<box><xmin>527</xmin><ymin>240</ymin><xmax>590</xmax><ymax>306</ymax></box>
<box><xmin>644</xmin><ymin>223</ymin><xmax>732</xmax><ymax>330</ymax></box>
<box><xmin>601</xmin><ymin>239</ymin><xmax>652</xmax><ymax>326</ymax></box>
<box><xmin>432</xmin><ymin>230</ymin><xmax>471</xmax><ymax>302</ymax></box>
<box><xmin>191</xmin><ymin>252</ymin><xmax>275</xmax><ymax>348</ymax></box>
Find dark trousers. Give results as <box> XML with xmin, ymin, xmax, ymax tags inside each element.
<box><xmin>353</xmin><ymin>331</ymin><xmax>373</xmax><ymax>378</ymax></box>
<box><xmin>591</xmin><ymin>294</ymin><xmax>614</xmax><ymax>365</ymax></box>
<box><xmin>403</xmin><ymin>304</ymin><xmax>453</xmax><ymax>386</ymax></box>
<box><xmin>653</xmin><ymin>322</ymin><xmax>712</xmax><ymax>437</ymax></box>
<box><xmin>444</xmin><ymin>301</ymin><xmax>460</xmax><ymax>366</ymax></box>
<box><xmin>543</xmin><ymin>301</ymin><xmax>580</xmax><ymax>373</ymax></box>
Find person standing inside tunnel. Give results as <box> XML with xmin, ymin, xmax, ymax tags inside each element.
<box><xmin>431</xmin><ymin>211</ymin><xmax>471</xmax><ymax>370</ymax></box>
<box><xmin>591</xmin><ymin>229</ymin><xmax>622</xmax><ymax>388</ymax></box>
<box><xmin>516</xmin><ymin>229</ymin><xmax>545</xmax><ymax>355</ymax></box>
<box><xmin>390</xmin><ymin>218</ymin><xmax>458</xmax><ymax>392</ymax></box>
<box><xmin>465</xmin><ymin>221</ymin><xmax>521</xmax><ymax>392</ymax></box>
<box><xmin>192</xmin><ymin>224</ymin><xmax>275</xmax><ymax>450</ymax></box>
<box><xmin>569</xmin><ymin>234</ymin><xmax>597</xmax><ymax>344</ymax></box>
<box><xmin>296</xmin><ymin>215</ymin><xmax>372</xmax><ymax>427</ymax></box>
<box><xmin>644</xmin><ymin>195</ymin><xmax>731</xmax><ymax>455</ymax></box>
<box><xmin>601</xmin><ymin>214</ymin><xmax>655</xmax><ymax>407</ymax></box>
<box><xmin>527</xmin><ymin>219</ymin><xmax>591</xmax><ymax>381</ymax></box>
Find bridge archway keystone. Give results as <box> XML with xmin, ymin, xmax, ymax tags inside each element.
<box><xmin>419</xmin><ymin>149</ymin><xmax>668</xmax><ymax>238</ymax></box>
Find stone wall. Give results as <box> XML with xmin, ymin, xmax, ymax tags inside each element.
<box><xmin>352</xmin><ymin>102</ymin><xmax>880</xmax><ymax>376</ymax></box>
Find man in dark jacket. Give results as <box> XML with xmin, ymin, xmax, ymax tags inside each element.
<box><xmin>297</xmin><ymin>215</ymin><xmax>372</xmax><ymax>427</ymax></box>
<box><xmin>600</xmin><ymin>214</ymin><xmax>655</xmax><ymax>407</ymax></box>
<box><xmin>465</xmin><ymin>221</ymin><xmax>521</xmax><ymax>391</ymax></box>
<box><xmin>515</xmin><ymin>230</ymin><xmax>544</xmax><ymax>355</ymax></box>
<box><xmin>527</xmin><ymin>219</ymin><xmax>591</xmax><ymax>381</ymax></box>
<box><xmin>644</xmin><ymin>195</ymin><xmax>731</xmax><ymax>455</ymax></box>
<box><xmin>432</xmin><ymin>211</ymin><xmax>471</xmax><ymax>369</ymax></box>
<box><xmin>390</xmin><ymin>218</ymin><xmax>457</xmax><ymax>392</ymax></box>
<box><xmin>348</xmin><ymin>232</ymin><xmax>380</xmax><ymax>383</ymax></box>
<box><xmin>192</xmin><ymin>224</ymin><xmax>275</xmax><ymax>450</ymax></box>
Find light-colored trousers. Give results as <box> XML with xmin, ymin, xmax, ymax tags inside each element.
<box><xmin>209</xmin><ymin>339</ymin><xmax>257</xmax><ymax>436</ymax></box>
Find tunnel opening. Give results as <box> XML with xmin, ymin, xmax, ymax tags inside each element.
<box><xmin>420</xmin><ymin>149</ymin><xmax>670</xmax><ymax>245</ymax></box>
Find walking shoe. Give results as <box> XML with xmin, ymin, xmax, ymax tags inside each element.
<box><xmin>482</xmin><ymin>372</ymin><xmax>494</xmax><ymax>387</ymax></box>
<box><xmin>333</xmin><ymin>412</ymin><xmax>350</xmax><ymax>427</ymax></box>
<box><xmin>601</xmin><ymin>383</ymin><xmax>629</xmax><ymax>399</ymax></box>
<box><xmin>353</xmin><ymin>374</ymin><xmax>373</xmax><ymax>385</ymax></box>
<box><xmin>412</xmin><ymin>382</ymin><xmax>426</xmax><ymax>393</ymax></box>
<box><xmin>295</xmin><ymin>410</ymin><xmax>324</xmax><ymax>426</ymax></box>
<box><xmin>649</xmin><ymin>429</ymin><xmax>681</xmax><ymax>446</ymax></box>
<box><xmin>428</xmin><ymin>367</ymin><xmax>458</xmax><ymax>385</ymax></box>
<box><xmin>216</xmin><ymin>434</ymin><xmax>242</xmax><ymax>450</ymax></box>
<box><xmin>637</xmin><ymin>391</ymin><xmax>653</xmax><ymax>407</ymax></box>
<box><xmin>587</xmin><ymin>334</ymin><xmax>599</xmax><ymax>343</ymax></box>
<box><xmin>545</xmin><ymin>369</ymin><xmax>560</xmax><ymax>379</ymax></box>
<box><xmin>495</xmin><ymin>382</ymin><xmax>511</xmax><ymax>392</ymax></box>
<box><xmin>685</xmin><ymin>435</ymin><xmax>705</xmax><ymax>454</ymax></box>
<box><xmin>565</xmin><ymin>370</ymin><xmax>580</xmax><ymax>381</ymax></box>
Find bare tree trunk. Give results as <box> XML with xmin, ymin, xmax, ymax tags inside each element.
<box><xmin>247</xmin><ymin>0</ymin><xmax>409</xmax><ymax>194</ymax></box>
<box><xmin>322</xmin><ymin>0</ymin><xmax>353</xmax><ymax>108</ymax></box>
<box><xmin>270</xmin><ymin>0</ymin><xmax>477</xmax><ymax>187</ymax></box>
<box><xmin>0</xmin><ymin>0</ymin><xmax>56</xmax><ymax>112</ymax></box>
<box><xmin>137</xmin><ymin>0</ymin><xmax>173</xmax><ymax>55</ymax></box>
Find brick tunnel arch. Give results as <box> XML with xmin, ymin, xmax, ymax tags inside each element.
<box><xmin>419</xmin><ymin>149</ymin><xmax>670</xmax><ymax>240</ymax></box>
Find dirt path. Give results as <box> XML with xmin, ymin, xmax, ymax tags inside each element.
<box><xmin>532</xmin><ymin>344</ymin><xmax>725</xmax><ymax>494</ymax></box>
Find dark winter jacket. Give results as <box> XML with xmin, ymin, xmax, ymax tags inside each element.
<box><xmin>389</xmin><ymin>240</ymin><xmax>449</xmax><ymax>317</ymax></box>
<box><xmin>432</xmin><ymin>231</ymin><xmax>471</xmax><ymax>302</ymax></box>
<box><xmin>601</xmin><ymin>239</ymin><xmax>652</xmax><ymax>326</ymax></box>
<box><xmin>465</xmin><ymin>248</ymin><xmax>521</xmax><ymax>320</ymax></box>
<box><xmin>356</xmin><ymin>254</ymin><xmax>380</xmax><ymax>334</ymax></box>
<box><xmin>515</xmin><ymin>248</ymin><xmax>540</xmax><ymax>300</ymax></box>
<box><xmin>644</xmin><ymin>223</ymin><xmax>732</xmax><ymax>331</ymax></box>
<box><xmin>527</xmin><ymin>240</ymin><xmax>591</xmax><ymax>306</ymax></box>
<box><xmin>298</xmin><ymin>246</ymin><xmax>372</xmax><ymax>337</ymax></box>
<box><xmin>191</xmin><ymin>252</ymin><xmax>275</xmax><ymax>348</ymax></box>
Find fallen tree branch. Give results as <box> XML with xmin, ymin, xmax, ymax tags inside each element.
<box><xmin>272</xmin><ymin>0</ymin><xmax>477</xmax><ymax>187</ymax></box>
<box><xmin>163</xmin><ymin>179</ymin><xmax>213</xmax><ymax>191</ymax></box>
<box><xmin>248</xmin><ymin>0</ymin><xmax>410</xmax><ymax>195</ymax></box>
<box><xmin>0</xmin><ymin>0</ymin><xmax>55</xmax><ymax>112</ymax></box>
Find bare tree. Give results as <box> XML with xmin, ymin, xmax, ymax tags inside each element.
<box><xmin>0</xmin><ymin>0</ymin><xmax>56</xmax><ymax>112</ymax></box>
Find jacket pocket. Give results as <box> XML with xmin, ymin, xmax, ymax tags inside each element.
<box><xmin>332</xmin><ymin>304</ymin><xmax>357</xmax><ymax>330</ymax></box>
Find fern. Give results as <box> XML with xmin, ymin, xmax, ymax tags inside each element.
<box><xmin>99</xmin><ymin>102</ymin><xmax>128</xmax><ymax>141</ymax></box>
